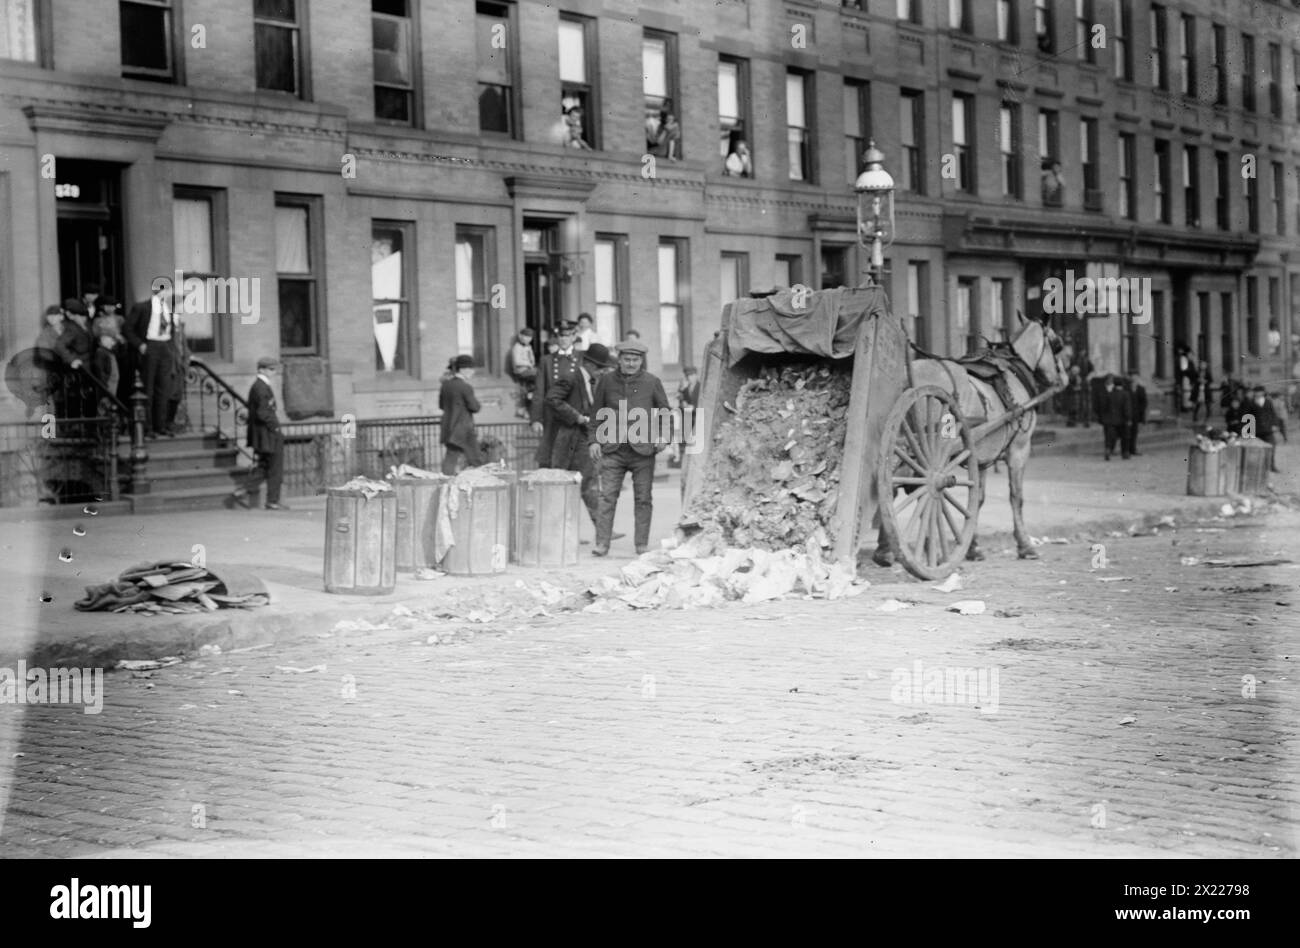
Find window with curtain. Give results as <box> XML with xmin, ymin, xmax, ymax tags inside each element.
<box><xmin>1000</xmin><ymin>103</ymin><xmax>1021</xmax><ymax>198</ymax></box>
<box><xmin>952</xmin><ymin>92</ymin><xmax>973</xmax><ymax>192</ymax></box>
<box><xmin>477</xmin><ymin>1</ymin><xmax>515</xmax><ymax>135</ymax></box>
<box><xmin>373</xmin><ymin>0</ymin><xmax>415</xmax><ymax>124</ymax></box>
<box><xmin>255</xmin><ymin>0</ymin><xmax>303</xmax><ymax>96</ymax></box>
<box><xmin>120</xmin><ymin>0</ymin><xmax>174</xmax><ymax>80</ymax></box>
<box><xmin>956</xmin><ymin>277</ymin><xmax>977</xmax><ymax>353</ymax></box>
<box><xmin>1184</xmin><ymin>145</ymin><xmax>1200</xmax><ymax>227</ymax></box>
<box><xmin>372</xmin><ymin>222</ymin><xmax>413</xmax><ymax>374</ymax></box>
<box><xmin>774</xmin><ymin>254</ymin><xmax>802</xmax><ymax>289</ymax></box>
<box><xmin>594</xmin><ymin>235</ymin><xmax>626</xmax><ymax>344</ymax></box>
<box><xmin>1113</xmin><ymin>0</ymin><xmax>1131</xmax><ymax>80</ymax></box>
<box><xmin>844</xmin><ymin>79</ymin><xmax>869</xmax><ymax>185</ymax></box>
<box><xmin>558</xmin><ymin>15</ymin><xmax>597</xmax><ymax>149</ymax></box>
<box><xmin>900</xmin><ymin>89</ymin><xmax>924</xmax><ymax>194</ymax></box>
<box><xmin>997</xmin><ymin>0</ymin><xmax>1016</xmax><ymax>43</ymax></box>
<box><xmin>173</xmin><ymin>193</ymin><xmax>218</xmax><ymax>355</ymax></box>
<box><xmin>659</xmin><ymin>240</ymin><xmax>687</xmax><ymax>366</ymax></box>
<box><xmin>719</xmin><ymin>56</ymin><xmax>751</xmax><ymax>176</ymax></box>
<box><xmin>1</xmin><ymin>0</ymin><xmax>38</xmax><ymax>61</ymax></box>
<box><xmin>907</xmin><ymin>261</ymin><xmax>929</xmax><ymax>350</ymax></box>
<box><xmin>643</xmin><ymin>30</ymin><xmax>680</xmax><ymax>160</ymax></box>
<box><xmin>275</xmin><ymin>200</ymin><xmax>317</xmax><ymax>352</ymax></box>
<box><xmin>786</xmin><ymin>71</ymin><xmax>812</xmax><ymax>182</ymax></box>
<box><xmin>454</xmin><ymin>226</ymin><xmax>495</xmax><ymax>372</ymax></box>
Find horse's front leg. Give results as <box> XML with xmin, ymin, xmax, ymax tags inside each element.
<box><xmin>1007</xmin><ymin>434</ymin><xmax>1037</xmax><ymax>559</ymax></box>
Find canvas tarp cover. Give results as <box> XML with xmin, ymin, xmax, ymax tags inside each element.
<box><xmin>725</xmin><ymin>286</ymin><xmax>887</xmax><ymax>368</ymax></box>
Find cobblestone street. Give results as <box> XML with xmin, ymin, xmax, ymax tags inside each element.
<box><xmin>1</xmin><ymin>507</ymin><xmax>1296</xmax><ymax>858</ymax></box>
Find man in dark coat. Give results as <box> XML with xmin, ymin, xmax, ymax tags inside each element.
<box><xmin>530</xmin><ymin>320</ymin><xmax>581</xmax><ymax>467</ymax></box>
<box><xmin>1246</xmin><ymin>386</ymin><xmax>1285</xmax><ymax>473</ymax></box>
<box><xmin>1098</xmin><ymin>374</ymin><xmax>1132</xmax><ymax>460</ymax></box>
<box><xmin>439</xmin><ymin>354</ymin><xmax>481</xmax><ymax>475</ymax></box>
<box><xmin>547</xmin><ymin>343</ymin><xmax>617</xmax><ymax>530</ymax></box>
<box><xmin>586</xmin><ymin>339</ymin><xmax>670</xmax><ymax>557</ymax></box>
<box><xmin>227</xmin><ymin>357</ymin><xmax>288</xmax><ymax>510</ymax></box>
<box><xmin>1124</xmin><ymin>370</ymin><xmax>1147</xmax><ymax>457</ymax></box>
<box><xmin>124</xmin><ymin>283</ymin><xmax>176</xmax><ymax>438</ymax></box>
<box><xmin>53</xmin><ymin>299</ymin><xmax>95</xmax><ymax>416</ymax></box>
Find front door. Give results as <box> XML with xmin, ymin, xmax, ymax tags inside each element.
<box><xmin>55</xmin><ymin>160</ymin><xmax>125</xmax><ymax>304</ymax></box>
<box><xmin>522</xmin><ymin>219</ymin><xmax>561</xmax><ymax>356</ymax></box>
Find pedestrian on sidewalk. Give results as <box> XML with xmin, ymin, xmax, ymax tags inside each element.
<box><xmin>1191</xmin><ymin>360</ymin><xmax>1213</xmax><ymax>423</ymax></box>
<box><xmin>546</xmin><ymin>342</ymin><xmax>617</xmax><ymax>530</ymax></box>
<box><xmin>1099</xmin><ymin>374</ymin><xmax>1132</xmax><ymax>460</ymax></box>
<box><xmin>227</xmin><ymin>357</ymin><xmax>288</xmax><ymax>511</ymax></box>
<box><xmin>587</xmin><ymin>339</ymin><xmax>670</xmax><ymax>557</ymax></box>
<box><xmin>1247</xmin><ymin>386</ymin><xmax>1285</xmax><ymax>473</ymax></box>
<box><xmin>1125</xmin><ymin>370</ymin><xmax>1147</xmax><ymax>456</ymax></box>
<box><xmin>530</xmin><ymin>320</ymin><xmax>581</xmax><ymax>467</ymax></box>
<box><xmin>439</xmin><ymin>354</ymin><xmax>482</xmax><ymax>475</ymax></box>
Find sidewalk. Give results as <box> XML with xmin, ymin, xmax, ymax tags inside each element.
<box><xmin>2</xmin><ymin>440</ymin><xmax>1294</xmax><ymax>666</ymax></box>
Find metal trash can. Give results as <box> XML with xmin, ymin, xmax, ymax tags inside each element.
<box><xmin>490</xmin><ymin>466</ymin><xmax>519</xmax><ymax>563</ymax></box>
<box><xmin>515</xmin><ymin>469</ymin><xmax>582</xmax><ymax>568</ymax></box>
<box><xmin>1237</xmin><ymin>439</ymin><xmax>1273</xmax><ymax>494</ymax></box>
<box><xmin>1218</xmin><ymin>444</ymin><xmax>1241</xmax><ymax>495</ymax></box>
<box><xmin>391</xmin><ymin>474</ymin><xmax>448</xmax><ymax>571</ymax></box>
<box><xmin>1187</xmin><ymin>445</ymin><xmax>1224</xmax><ymax>496</ymax></box>
<box><xmin>324</xmin><ymin>486</ymin><xmax>398</xmax><ymax>594</ymax></box>
<box><xmin>438</xmin><ymin>471</ymin><xmax>510</xmax><ymax>576</ymax></box>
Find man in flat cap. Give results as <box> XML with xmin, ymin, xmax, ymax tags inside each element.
<box><xmin>439</xmin><ymin>354</ymin><xmax>481</xmax><ymax>474</ymax></box>
<box><xmin>547</xmin><ymin>342</ymin><xmax>617</xmax><ymax>531</ymax></box>
<box><xmin>530</xmin><ymin>319</ymin><xmax>581</xmax><ymax>466</ymax></box>
<box><xmin>227</xmin><ymin>356</ymin><xmax>288</xmax><ymax>510</ymax></box>
<box><xmin>587</xmin><ymin>339</ymin><xmax>670</xmax><ymax>556</ymax></box>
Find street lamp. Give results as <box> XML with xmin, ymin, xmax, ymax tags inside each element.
<box><xmin>854</xmin><ymin>140</ymin><xmax>895</xmax><ymax>287</ymax></box>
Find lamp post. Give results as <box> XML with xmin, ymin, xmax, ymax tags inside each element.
<box><xmin>854</xmin><ymin>140</ymin><xmax>895</xmax><ymax>287</ymax></box>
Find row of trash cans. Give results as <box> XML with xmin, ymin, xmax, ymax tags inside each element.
<box><xmin>1187</xmin><ymin>439</ymin><xmax>1274</xmax><ymax>497</ymax></box>
<box><xmin>322</xmin><ymin>466</ymin><xmax>584</xmax><ymax>595</ymax></box>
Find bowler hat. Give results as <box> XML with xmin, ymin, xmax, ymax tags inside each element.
<box><xmin>617</xmin><ymin>339</ymin><xmax>648</xmax><ymax>356</ymax></box>
<box><xmin>582</xmin><ymin>343</ymin><xmax>617</xmax><ymax>368</ymax></box>
<box><xmin>257</xmin><ymin>356</ymin><xmax>280</xmax><ymax>370</ymax></box>
<box><xmin>452</xmin><ymin>354</ymin><xmax>477</xmax><ymax>370</ymax></box>
<box><xmin>96</xmin><ymin>295</ymin><xmax>119</xmax><ymax>310</ymax></box>
<box><xmin>62</xmin><ymin>299</ymin><xmax>88</xmax><ymax>316</ymax></box>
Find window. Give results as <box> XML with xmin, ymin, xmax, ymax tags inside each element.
<box><xmin>1154</xmin><ymin>139</ymin><xmax>1171</xmax><ymax>223</ymax></box>
<box><xmin>1267</xmin><ymin>43</ymin><xmax>1282</xmax><ymax>118</ymax></box>
<box><xmin>593</xmin><ymin>234</ymin><xmax>627</xmax><ymax>344</ymax></box>
<box><xmin>997</xmin><ymin>0</ymin><xmax>1017</xmax><ymax>44</ymax></box>
<box><xmin>900</xmin><ymin>88</ymin><xmax>924</xmax><ymax>194</ymax></box>
<box><xmin>643</xmin><ymin>30</ymin><xmax>680</xmax><ymax>160</ymax></box>
<box><xmin>1038</xmin><ymin>108</ymin><xmax>1059</xmax><ymax>161</ymax></box>
<box><xmin>1179</xmin><ymin>14</ymin><xmax>1195</xmax><ymax>97</ymax></box>
<box><xmin>1212</xmin><ymin>25</ymin><xmax>1227</xmax><ymax>105</ymax></box>
<box><xmin>1153</xmin><ymin>291</ymin><xmax>1166</xmax><ymax>378</ymax></box>
<box><xmin>896</xmin><ymin>0</ymin><xmax>920</xmax><ymax>25</ymax></box>
<box><xmin>1080</xmin><ymin>116</ymin><xmax>1099</xmax><ymax>209</ymax></box>
<box><xmin>1113</xmin><ymin>0</ymin><xmax>1131</xmax><ymax>80</ymax></box>
<box><xmin>990</xmin><ymin>278</ymin><xmax>1014</xmax><ymax>342</ymax></box>
<box><xmin>1295</xmin><ymin>50</ymin><xmax>1300</xmax><ymax>122</ymax></box>
<box><xmin>820</xmin><ymin>245</ymin><xmax>850</xmax><ymax>290</ymax></box>
<box><xmin>2</xmin><ymin>0</ymin><xmax>44</xmax><ymax>63</ymax></box>
<box><xmin>120</xmin><ymin>0</ymin><xmax>176</xmax><ymax>81</ymax></box>
<box><xmin>274</xmin><ymin>196</ymin><xmax>321</xmax><ymax>354</ymax></box>
<box><xmin>786</xmin><ymin>70</ymin><xmax>814</xmax><ymax>182</ymax></box>
<box><xmin>844</xmin><ymin>79</ymin><xmax>870</xmax><ymax>185</ymax></box>
<box><xmin>1000</xmin><ymin>102</ymin><xmax>1021</xmax><ymax>199</ymax></box>
<box><xmin>1273</xmin><ymin>162</ymin><xmax>1286</xmax><ymax>236</ymax></box>
<box><xmin>1150</xmin><ymin>5</ymin><xmax>1167</xmax><ymax>90</ymax></box>
<box><xmin>1245</xmin><ymin>277</ymin><xmax>1258</xmax><ymax>356</ymax></box>
<box><xmin>948</xmin><ymin>0</ymin><xmax>969</xmax><ymax>33</ymax></box>
<box><xmin>1125</xmin><ymin>311</ymin><xmax>1142</xmax><ymax>374</ymax></box>
<box><xmin>454</xmin><ymin>226</ymin><xmax>496</xmax><ymax>370</ymax></box>
<box><xmin>906</xmin><ymin>262</ymin><xmax>929</xmax><ymax>350</ymax></box>
<box><xmin>1215</xmin><ymin>150</ymin><xmax>1230</xmax><ymax>229</ymax></box>
<box><xmin>558</xmin><ymin>15</ymin><xmax>597</xmax><ymax>149</ymax></box>
<box><xmin>1268</xmin><ymin>278</ymin><xmax>1280</xmax><ymax>351</ymax></box>
<box><xmin>1183</xmin><ymin>146</ymin><xmax>1199</xmax><ymax>227</ymax></box>
<box><xmin>1220</xmin><ymin>292</ymin><xmax>1233</xmax><ymax>374</ymax></box>
<box><xmin>719</xmin><ymin>56</ymin><xmax>752</xmax><ymax>176</ymax></box>
<box><xmin>1075</xmin><ymin>0</ymin><xmax>1094</xmax><ymax>63</ymax></box>
<box><xmin>951</xmin><ymin>92</ymin><xmax>974</xmax><ymax>193</ymax></box>
<box><xmin>1118</xmin><ymin>132</ymin><xmax>1136</xmax><ymax>219</ymax></box>
<box><xmin>1244</xmin><ymin>167</ymin><xmax>1259</xmax><ymax>233</ymax></box>
<box><xmin>720</xmin><ymin>252</ymin><xmax>749</xmax><ymax>306</ymax></box>
<box><xmin>1196</xmin><ymin>294</ymin><xmax>1210</xmax><ymax>363</ymax></box>
<box><xmin>658</xmin><ymin>240</ymin><xmax>688</xmax><ymax>366</ymax></box>
<box><xmin>774</xmin><ymin>254</ymin><xmax>803</xmax><ymax>289</ymax></box>
<box><xmin>372</xmin><ymin>222</ymin><xmax>414</xmax><ymax>375</ymax></box>
<box><xmin>1242</xmin><ymin>34</ymin><xmax>1255</xmax><ymax>112</ymax></box>
<box><xmin>1034</xmin><ymin>0</ymin><xmax>1054</xmax><ymax>54</ymax></box>
<box><xmin>255</xmin><ymin>0</ymin><xmax>305</xmax><ymax>96</ymax></box>
<box><xmin>173</xmin><ymin>188</ymin><xmax>228</xmax><ymax>357</ymax></box>
<box><xmin>373</xmin><ymin>0</ymin><xmax>416</xmax><ymax>125</ymax></box>
<box><xmin>477</xmin><ymin>2</ymin><xmax>517</xmax><ymax>135</ymax></box>
<box><xmin>956</xmin><ymin>277</ymin><xmax>978</xmax><ymax>354</ymax></box>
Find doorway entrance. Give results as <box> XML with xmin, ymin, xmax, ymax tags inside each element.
<box><xmin>55</xmin><ymin>160</ymin><xmax>125</xmax><ymax>305</ymax></box>
<box><xmin>522</xmin><ymin>218</ymin><xmax>561</xmax><ymax>357</ymax></box>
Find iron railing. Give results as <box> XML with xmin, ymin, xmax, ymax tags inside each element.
<box><xmin>0</xmin><ymin>416</ymin><xmax>118</xmax><ymax>507</ymax></box>
<box><xmin>185</xmin><ymin>357</ymin><xmax>255</xmax><ymax>464</ymax></box>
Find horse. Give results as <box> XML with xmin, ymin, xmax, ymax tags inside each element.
<box><xmin>873</xmin><ymin>315</ymin><xmax>1065</xmax><ymax>565</ymax></box>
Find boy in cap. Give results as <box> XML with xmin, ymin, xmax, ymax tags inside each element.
<box><xmin>507</xmin><ymin>327</ymin><xmax>537</xmax><ymax>418</ymax></box>
<box><xmin>587</xmin><ymin>338</ymin><xmax>670</xmax><ymax>556</ymax></box>
<box><xmin>440</xmin><ymin>354</ymin><xmax>482</xmax><ymax>475</ymax></box>
<box><xmin>227</xmin><ymin>357</ymin><xmax>288</xmax><ymax>510</ymax></box>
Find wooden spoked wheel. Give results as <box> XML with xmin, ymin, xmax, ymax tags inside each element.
<box><xmin>876</xmin><ymin>385</ymin><xmax>982</xmax><ymax>580</ymax></box>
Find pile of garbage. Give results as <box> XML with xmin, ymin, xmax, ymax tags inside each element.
<box><xmin>74</xmin><ymin>560</ymin><xmax>269</xmax><ymax>615</ymax></box>
<box><xmin>683</xmin><ymin>362</ymin><xmax>851</xmax><ymax>550</ymax></box>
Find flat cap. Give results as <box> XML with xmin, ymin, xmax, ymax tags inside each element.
<box><xmin>617</xmin><ymin>339</ymin><xmax>648</xmax><ymax>356</ymax></box>
<box><xmin>257</xmin><ymin>356</ymin><xmax>280</xmax><ymax>370</ymax></box>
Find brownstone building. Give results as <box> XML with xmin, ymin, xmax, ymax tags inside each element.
<box><xmin>1</xmin><ymin>0</ymin><xmax>1297</xmax><ymax>426</ymax></box>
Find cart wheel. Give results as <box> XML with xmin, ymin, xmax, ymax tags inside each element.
<box><xmin>876</xmin><ymin>385</ymin><xmax>982</xmax><ymax>581</ymax></box>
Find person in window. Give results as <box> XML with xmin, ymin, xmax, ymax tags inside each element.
<box><xmin>1036</xmin><ymin>26</ymin><xmax>1053</xmax><ymax>54</ymax></box>
<box><xmin>724</xmin><ymin>138</ymin><xmax>753</xmax><ymax>177</ymax></box>
<box><xmin>439</xmin><ymin>354</ymin><xmax>482</xmax><ymax>475</ymax></box>
<box><xmin>1040</xmin><ymin>159</ymin><xmax>1064</xmax><ymax>204</ymax></box>
<box><xmin>576</xmin><ymin>313</ymin><xmax>597</xmax><ymax>351</ymax></box>
<box><xmin>656</xmin><ymin>109</ymin><xmax>681</xmax><ymax>161</ymax></box>
<box><xmin>1268</xmin><ymin>319</ymin><xmax>1282</xmax><ymax>354</ymax></box>
<box><xmin>562</xmin><ymin>100</ymin><xmax>592</xmax><ymax>150</ymax></box>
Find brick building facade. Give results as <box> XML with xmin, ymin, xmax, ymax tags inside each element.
<box><xmin>1</xmin><ymin>0</ymin><xmax>1297</xmax><ymax>424</ymax></box>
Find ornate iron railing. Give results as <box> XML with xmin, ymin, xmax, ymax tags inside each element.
<box><xmin>0</xmin><ymin>416</ymin><xmax>118</xmax><ymax>507</ymax></box>
<box><xmin>185</xmin><ymin>357</ymin><xmax>255</xmax><ymax>464</ymax></box>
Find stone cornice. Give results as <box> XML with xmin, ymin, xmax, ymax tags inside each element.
<box><xmin>21</xmin><ymin>103</ymin><xmax>170</xmax><ymax>141</ymax></box>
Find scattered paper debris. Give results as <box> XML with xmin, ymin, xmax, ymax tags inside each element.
<box><xmin>947</xmin><ymin>600</ymin><xmax>986</xmax><ymax>615</ymax></box>
<box><xmin>1117</xmin><ymin>716</ymin><xmax>1137</xmax><ymax>726</ymax></box>
<box><xmin>878</xmin><ymin>598</ymin><xmax>914</xmax><ymax>612</ymax></box>
<box><xmin>1180</xmin><ymin>556</ymin><xmax>1200</xmax><ymax>566</ymax></box>
<box><xmin>1095</xmin><ymin>576</ymin><xmax>1133</xmax><ymax>582</ymax></box>
<box><xmin>114</xmin><ymin>657</ymin><xmax>182</xmax><ymax>671</ymax></box>
<box><xmin>198</xmin><ymin>643</ymin><xmax>222</xmax><ymax>657</ymax></box>
<box><xmin>932</xmin><ymin>573</ymin><xmax>964</xmax><ymax>593</ymax></box>
<box><xmin>275</xmin><ymin>664</ymin><xmax>326</xmax><ymax>674</ymax></box>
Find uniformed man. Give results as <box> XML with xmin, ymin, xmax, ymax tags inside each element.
<box><xmin>586</xmin><ymin>339</ymin><xmax>670</xmax><ymax>557</ymax></box>
<box><xmin>530</xmin><ymin>319</ymin><xmax>581</xmax><ymax>467</ymax></box>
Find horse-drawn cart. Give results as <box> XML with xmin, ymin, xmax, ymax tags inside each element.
<box><xmin>681</xmin><ymin>285</ymin><xmax>1063</xmax><ymax>581</ymax></box>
